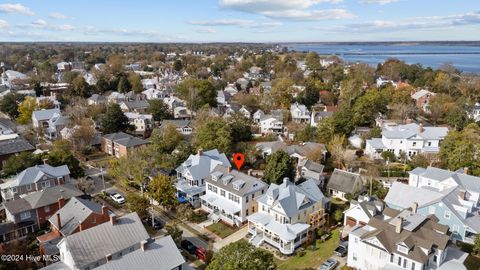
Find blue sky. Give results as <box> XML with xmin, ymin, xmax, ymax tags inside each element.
<box><xmin>0</xmin><ymin>0</ymin><xmax>479</xmax><ymax>42</ymax></box>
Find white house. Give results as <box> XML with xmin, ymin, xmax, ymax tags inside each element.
<box><xmin>160</xmin><ymin>120</ymin><xmax>193</xmax><ymax>136</ymax></box>
<box><xmin>365</xmin><ymin>123</ymin><xmax>448</xmax><ymax>159</ymax></box>
<box><xmin>124</xmin><ymin>112</ymin><xmax>153</xmax><ymax>133</ymax></box>
<box><xmin>469</xmin><ymin>102</ymin><xmax>480</xmax><ymax>122</ymax></box>
<box><xmin>247</xmin><ymin>178</ymin><xmax>329</xmax><ymax>255</ymax></box>
<box><xmin>200</xmin><ymin>165</ymin><xmax>268</xmax><ymax>226</ymax></box>
<box><xmin>347</xmin><ymin>208</ymin><xmax>467</xmax><ymax>270</ymax></box>
<box><xmin>175</xmin><ymin>149</ymin><xmax>230</xmax><ymax>208</ymax></box>
<box><xmin>142</xmin><ymin>88</ymin><xmax>167</xmax><ymax>100</ymax></box>
<box><xmin>255</xmin><ymin>109</ymin><xmax>284</xmax><ymax>135</ymax></box>
<box><xmin>290</xmin><ymin>102</ymin><xmax>310</xmax><ymax>124</ymax></box>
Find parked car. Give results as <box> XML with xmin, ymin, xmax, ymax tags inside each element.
<box><xmin>143</xmin><ymin>216</ymin><xmax>163</xmax><ymax>230</ymax></box>
<box><xmin>334</xmin><ymin>241</ymin><xmax>348</xmax><ymax>257</ymax></box>
<box><xmin>195</xmin><ymin>246</ymin><xmax>207</xmax><ymax>261</ymax></box>
<box><xmin>319</xmin><ymin>258</ymin><xmax>338</xmax><ymax>270</ymax></box>
<box><xmin>181</xmin><ymin>240</ymin><xmax>197</xmax><ymax>255</ymax></box>
<box><xmin>109</xmin><ymin>193</ymin><xmax>125</xmax><ymax>204</ymax></box>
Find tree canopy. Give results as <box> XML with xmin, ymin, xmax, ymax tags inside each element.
<box><xmin>102</xmin><ymin>103</ymin><xmax>132</xmax><ymax>133</ymax></box>
<box><xmin>207</xmin><ymin>240</ymin><xmax>276</xmax><ymax>270</ymax></box>
<box><xmin>262</xmin><ymin>150</ymin><xmax>295</xmax><ymax>184</ymax></box>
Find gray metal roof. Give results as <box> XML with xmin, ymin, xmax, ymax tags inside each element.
<box><xmin>176</xmin><ymin>149</ymin><xmax>231</xmax><ymax>180</ymax></box>
<box><xmin>48</xmin><ymin>197</ymin><xmax>104</xmax><ymax>236</ymax></box>
<box><xmin>257</xmin><ymin>178</ymin><xmax>327</xmax><ymax>217</ymax></box>
<box><xmin>410</xmin><ymin>166</ymin><xmax>480</xmax><ymax>193</ymax></box>
<box><xmin>381</xmin><ymin>123</ymin><xmax>448</xmax><ymax>140</ymax></box>
<box><xmin>298</xmin><ymin>159</ymin><xmax>324</xmax><ymax>174</ymax></box>
<box><xmin>60</xmin><ymin>212</ymin><xmax>149</xmax><ymax>269</ymax></box>
<box><xmin>0</xmin><ymin>164</ymin><xmax>70</xmax><ymax>188</ymax></box>
<box><xmin>94</xmin><ymin>236</ymin><xmax>185</xmax><ymax>270</ymax></box>
<box><xmin>103</xmin><ymin>132</ymin><xmax>149</xmax><ymax>147</ymax></box>
<box><xmin>32</xmin><ymin>108</ymin><xmax>61</xmax><ymax>121</ymax></box>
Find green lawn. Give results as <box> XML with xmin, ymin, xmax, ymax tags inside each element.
<box><xmin>464</xmin><ymin>255</ymin><xmax>480</xmax><ymax>270</ymax></box>
<box><xmin>205</xmin><ymin>222</ymin><xmax>238</xmax><ymax>239</ymax></box>
<box><xmin>274</xmin><ymin>229</ymin><xmax>340</xmax><ymax>270</ymax></box>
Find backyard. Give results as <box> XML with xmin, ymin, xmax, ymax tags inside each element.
<box><xmin>274</xmin><ymin>229</ymin><xmax>340</xmax><ymax>270</ymax></box>
<box><xmin>206</xmin><ymin>221</ymin><xmax>239</xmax><ymax>239</ymax></box>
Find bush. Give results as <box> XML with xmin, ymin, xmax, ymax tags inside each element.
<box><xmin>296</xmin><ymin>249</ymin><xmax>306</xmax><ymax>257</ymax></box>
<box><xmin>381</xmin><ymin>151</ymin><xmax>396</xmax><ymax>162</ymax></box>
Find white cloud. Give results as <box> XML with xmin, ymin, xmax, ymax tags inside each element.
<box><xmin>188</xmin><ymin>19</ymin><xmax>282</xmax><ymax>28</ymax></box>
<box><xmin>195</xmin><ymin>28</ymin><xmax>217</xmax><ymax>34</ymax></box>
<box><xmin>31</xmin><ymin>19</ymin><xmax>47</xmax><ymax>27</ymax></box>
<box><xmin>219</xmin><ymin>0</ymin><xmax>352</xmax><ymax>21</ymax></box>
<box><xmin>0</xmin><ymin>20</ymin><xmax>8</xmax><ymax>28</ymax></box>
<box><xmin>314</xmin><ymin>11</ymin><xmax>480</xmax><ymax>32</ymax></box>
<box><xmin>360</xmin><ymin>0</ymin><xmax>399</xmax><ymax>4</ymax></box>
<box><xmin>49</xmin><ymin>12</ymin><xmax>68</xmax><ymax>19</ymax></box>
<box><xmin>0</xmin><ymin>3</ymin><xmax>34</xmax><ymax>16</ymax></box>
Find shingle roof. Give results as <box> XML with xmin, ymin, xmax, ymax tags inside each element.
<box><xmin>206</xmin><ymin>165</ymin><xmax>267</xmax><ymax>197</ymax></box>
<box><xmin>3</xmin><ymin>183</ymin><xmax>83</xmax><ymax>215</ymax></box>
<box><xmin>60</xmin><ymin>212</ymin><xmax>149</xmax><ymax>269</ymax></box>
<box><xmin>298</xmin><ymin>159</ymin><xmax>324</xmax><ymax>174</ymax></box>
<box><xmin>103</xmin><ymin>132</ymin><xmax>149</xmax><ymax>148</ymax></box>
<box><xmin>94</xmin><ymin>236</ymin><xmax>185</xmax><ymax>270</ymax></box>
<box><xmin>0</xmin><ymin>164</ymin><xmax>70</xmax><ymax>189</ymax></box>
<box><xmin>327</xmin><ymin>169</ymin><xmax>364</xmax><ymax>194</ymax></box>
<box><xmin>0</xmin><ymin>137</ymin><xmax>35</xmax><ymax>155</ymax></box>
<box><xmin>122</xmin><ymin>100</ymin><xmax>149</xmax><ymax>110</ymax></box>
<box><xmin>32</xmin><ymin>108</ymin><xmax>61</xmax><ymax>121</ymax></box>
<box><xmin>48</xmin><ymin>197</ymin><xmax>105</xmax><ymax>236</ymax></box>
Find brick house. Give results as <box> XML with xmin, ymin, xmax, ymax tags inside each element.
<box><xmin>0</xmin><ymin>183</ymin><xmax>83</xmax><ymax>243</ymax></box>
<box><xmin>37</xmin><ymin>197</ymin><xmax>111</xmax><ymax>256</ymax></box>
<box><xmin>101</xmin><ymin>132</ymin><xmax>149</xmax><ymax>158</ymax></box>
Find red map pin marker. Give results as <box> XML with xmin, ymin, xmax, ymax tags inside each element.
<box><xmin>233</xmin><ymin>153</ymin><xmax>245</xmax><ymax>170</ymax></box>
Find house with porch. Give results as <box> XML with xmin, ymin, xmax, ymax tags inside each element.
<box><xmin>175</xmin><ymin>149</ymin><xmax>230</xmax><ymax>208</ymax></box>
<box><xmin>247</xmin><ymin>178</ymin><xmax>329</xmax><ymax>255</ymax></box>
<box><xmin>383</xmin><ymin>166</ymin><xmax>480</xmax><ymax>243</ymax></box>
<box><xmin>290</xmin><ymin>102</ymin><xmax>310</xmax><ymax>124</ymax></box>
<box><xmin>365</xmin><ymin>123</ymin><xmax>448</xmax><ymax>160</ymax></box>
<box><xmin>201</xmin><ymin>165</ymin><xmax>268</xmax><ymax>227</ymax></box>
<box><xmin>0</xmin><ymin>164</ymin><xmax>70</xmax><ymax>201</ymax></box>
<box><xmin>160</xmin><ymin>120</ymin><xmax>193</xmax><ymax>136</ymax></box>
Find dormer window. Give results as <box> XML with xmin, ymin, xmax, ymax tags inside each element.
<box><xmin>397</xmin><ymin>244</ymin><xmax>409</xmax><ymax>254</ymax></box>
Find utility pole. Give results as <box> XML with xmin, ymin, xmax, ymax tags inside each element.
<box><xmin>100</xmin><ymin>166</ymin><xmax>106</xmax><ymax>194</ymax></box>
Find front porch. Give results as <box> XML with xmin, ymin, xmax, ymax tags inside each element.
<box><xmin>175</xmin><ymin>179</ymin><xmax>205</xmax><ymax>208</ymax></box>
<box><xmin>200</xmin><ymin>193</ymin><xmax>241</xmax><ymax>227</ymax></box>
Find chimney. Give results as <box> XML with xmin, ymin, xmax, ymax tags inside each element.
<box><xmin>106</xmin><ymin>254</ymin><xmax>112</xmax><ymax>262</ymax></box>
<box><xmin>418</xmin><ymin>123</ymin><xmax>425</xmax><ymax>133</ymax></box>
<box><xmin>197</xmin><ymin>149</ymin><xmax>203</xmax><ymax>156</ymax></box>
<box><xmin>110</xmin><ymin>215</ymin><xmax>117</xmax><ymax>225</ymax></box>
<box><xmin>247</xmin><ymin>169</ymin><xmax>253</xmax><ymax>176</ymax></box>
<box><xmin>395</xmin><ymin>217</ymin><xmax>403</xmax><ymax>234</ymax></box>
<box><xmin>56</xmin><ymin>213</ymin><xmax>62</xmax><ymax>229</ymax></box>
<box><xmin>102</xmin><ymin>205</ymin><xmax>109</xmax><ymax>219</ymax></box>
<box><xmin>43</xmin><ymin>158</ymin><xmax>48</xmax><ymax>165</ymax></box>
<box><xmin>411</xmin><ymin>202</ymin><xmax>418</xmax><ymax>214</ymax></box>
<box><xmin>58</xmin><ymin>197</ymin><xmax>65</xmax><ymax>208</ymax></box>
<box><xmin>463</xmin><ymin>167</ymin><xmax>469</xmax><ymax>175</ymax></box>
<box><xmin>140</xmin><ymin>240</ymin><xmax>148</xmax><ymax>252</ymax></box>
<box><xmin>459</xmin><ymin>190</ymin><xmax>466</xmax><ymax>200</ymax></box>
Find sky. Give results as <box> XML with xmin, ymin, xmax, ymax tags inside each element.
<box><xmin>0</xmin><ymin>0</ymin><xmax>479</xmax><ymax>42</ymax></box>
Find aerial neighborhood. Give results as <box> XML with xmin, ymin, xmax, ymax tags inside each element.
<box><xmin>1</xmin><ymin>42</ymin><xmax>480</xmax><ymax>270</ymax></box>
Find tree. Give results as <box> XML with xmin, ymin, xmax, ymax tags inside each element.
<box><xmin>95</xmin><ymin>76</ymin><xmax>110</xmax><ymax>94</ymax></box>
<box><xmin>102</xmin><ymin>103</ymin><xmax>131</xmax><ymax>133</ymax></box>
<box><xmin>193</xmin><ymin>117</ymin><xmax>232</xmax><ymax>154</ymax></box>
<box><xmin>16</xmin><ymin>96</ymin><xmax>37</xmax><ymax>124</ymax></box>
<box><xmin>381</xmin><ymin>151</ymin><xmax>396</xmax><ymax>162</ymax></box>
<box><xmin>1</xmin><ymin>152</ymin><xmax>41</xmax><ymax>177</ymax></box>
<box><xmin>175</xmin><ymin>203</ymin><xmax>195</xmax><ymax>221</ymax></box>
<box><xmin>228</xmin><ymin>113</ymin><xmax>252</xmax><ymax>143</ymax></box>
<box><xmin>74</xmin><ymin>177</ymin><xmax>95</xmax><ymax>195</ymax></box>
<box><xmin>149</xmin><ymin>175</ymin><xmax>178</xmax><ymax>210</ymax></box>
<box><xmin>70</xmin><ymin>76</ymin><xmax>91</xmax><ymax>98</ymax></box>
<box><xmin>327</xmin><ymin>135</ymin><xmax>352</xmax><ymax>170</ymax></box>
<box><xmin>151</xmin><ymin>123</ymin><xmax>183</xmax><ymax>153</ymax></box>
<box><xmin>147</xmin><ymin>99</ymin><xmax>171</xmax><ymax>122</ymax></box>
<box><xmin>352</xmin><ymin>89</ymin><xmax>388</xmax><ymax>126</ymax></box>
<box><xmin>207</xmin><ymin>240</ymin><xmax>276</xmax><ymax>270</ymax></box>
<box><xmin>47</xmin><ymin>140</ymin><xmax>84</xmax><ymax>178</ymax></box>
<box><xmin>474</xmin><ymin>234</ymin><xmax>480</xmax><ymax>254</ymax></box>
<box><xmin>108</xmin><ymin>146</ymin><xmax>155</xmax><ymax>187</ymax></box>
<box><xmin>295</xmin><ymin>125</ymin><xmax>317</xmax><ymax>142</ymax></box>
<box><xmin>440</xmin><ymin>123</ymin><xmax>480</xmax><ymax>175</ymax></box>
<box><xmin>165</xmin><ymin>222</ymin><xmax>183</xmax><ymax>244</ymax></box>
<box><xmin>409</xmin><ymin>154</ymin><xmax>431</xmax><ymax>168</ymax></box>
<box><xmin>270</xmin><ymin>77</ymin><xmax>294</xmax><ymax>109</ymax></box>
<box><xmin>263</xmin><ymin>150</ymin><xmax>295</xmax><ymax>184</ymax></box>
<box><xmin>117</xmin><ymin>74</ymin><xmax>132</xmax><ymax>93</ymax></box>
<box><xmin>70</xmin><ymin>118</ymin><xmax>96</xmax><ymax>151</ymax></box>
<box><xmin>299</xmin><ymin>79</ymin><xmax>321</xmax><ymax>108</ymax></box>
<box><xmin>128</xmin><ymin>73</ymin><xmax>143</xmax><ymax>93</ymax></box>
<box><xmin>173</xmin><ymin>59</ymin><xmax>183</xmax><ymax>71</ymax></box>
<box><xmin>126</xmin><ymin>193</ymin><xmax>150</xmax><ymax>219</ymax></box>
<box><xmin>305</xmin><ymin>51</ymin><xmax>321</xmax><ymax>73</ymax></box>
<box><xmin>0</xmin><ymin>93</ymin><xmax>24</xmax><ymax>118</ymax></box>
<box><xmin>176</xmin><ymin>78</ymin><xmax>217</xmax><ymax>111</ymax></box>
<box><xmin>333</xmin><ymin>209</ymin><xmax>343</xmax><ymax>224</ymax></box>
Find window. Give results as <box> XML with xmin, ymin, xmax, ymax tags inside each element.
<box><xmin>390</xmin><ymin>254</ymin><xmax>394</xmax><ymax>263</ymax></box>
<box><xmin>246</xmin><ymin>209</ymin><xmax>249</xmax><ymax>216</ymax></box>
<box><xmin>220</xmin><ymin>190</ymin><xmax>225</xmax><ymax>197</ymax></box>
<box><xmin>20</xmin><ymin>212</ymin><xmax>31</xmax><ymax>220</ymax></box>
<box><xmin>41</xmin><ymin>181</ymin><xmax>51</xmax><ymax>188</ymax></box>
<box><xmin>428</xmin><ymin>142</ymin><xmax>432</xmax><ymax>146</ymax></box>
<box><xmin>246</xmin><ymin>196</ymin><xmax>249</xmax><ymax>203</ymax></box>
<box><xmin>412</xmin><ymin>142</ymin><xmax>417</xmax><ymax>146</ymax></box>
<box><xmin>452</xmin><ymin>225</ymin><xmax>459</xmax><ymax>233</ymax></box>
<box><xmin>11</xmin><ymin>187</ymin><xmax>17</xmax><ymax>194</ymax></box>
<box><xmin>26</xmin><ymin>184</ymin><xmax>32</xmax><ymax>191</ymax></box>
<box><xmin>44</xmin><ymin>205</ymin><xmax>50</xmax><ymax>213</ymax></box>
<box><xmin>444</xmin><ymin>210</ymin><xmax>451</xmax><ymax>219</ymax></box>
<box><xmin>398</xmin><ymin>257</ymin><xmax>402</xmax><ymax>266</ymax></box>
<box><xmin>353</xmin><ymin>253</ymin><xmax>357</xmax><ymax>261</ymax></box>
<box><xmin>412</xmin><ymin>262</ymin><xmax>415</xmax><ymax>270</ymax></box>
<box><xmin>403</xmin><ymin>259</ymin><xmax>407</xmax><ymax>268</ymax></box>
